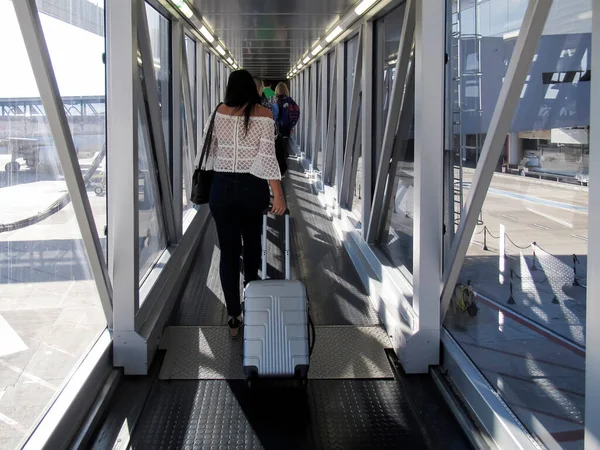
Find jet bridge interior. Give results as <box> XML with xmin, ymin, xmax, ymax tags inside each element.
<box><xmin>1</xmin><ymin>0</ymin><xmax>598</xmax><ymax>449</ymax></box>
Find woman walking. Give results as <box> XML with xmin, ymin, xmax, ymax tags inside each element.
<box><xmin>197</xmin><ymin>70</ymin><xmax>286</xmax><ymax>338</ymax></box>
<box><xmin>273</xmin><ymin>82</ymin><xmax>300</xmax><ymax>161</ymax></box>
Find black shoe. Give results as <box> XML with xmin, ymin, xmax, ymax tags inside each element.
<box><xmin>228</xmin><ymin>315</ymin><xmax>242</xmax><ymax>339</ymax></box>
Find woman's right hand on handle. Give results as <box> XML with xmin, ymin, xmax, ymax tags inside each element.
<box><xmin>271</xmin><ymin>196</ymin><xmax>286</xmax><ymax>216</ymax></box>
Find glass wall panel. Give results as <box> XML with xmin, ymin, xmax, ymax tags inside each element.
<box><xmin>375</xmin><ymin>4</ymin><xmax>413</xmax><ymax>277</ymax></box>
<box><xmin>205</xmin><ymin>51</ymin><xmax>211</xmax><ymax>116</ymax></box>
<box><xmin>0</xmin><ymin>1</ymin><xmax>107</xmax><ymax>447</ymax></box>
<box><xmin>379</xmin><ymin>110</ymin><xmax>414</xmax><ymax>278</ymax></box>
<box><xmin>327</xmin><ymin>51</ymin><xmax>336</xmax><ymax>187</ymax></box>
<box><xmin>373</xmin><ymin>4</ymin><xmax>405</xmax><ymax>184</ymax></box>
<box><xmin>444</xmin><ymin>1</ymin><xmax>590</xmax><ymax>448</ymax></box>
<box><xmin>315</xmin><ymin>60</ymin><xmax>322</xmax><ymax>171</ymax></box>
<box><xmin>182</xmin><ymin>106</ymin><xmax>192</xmax><ymax>219</ymax></box>
<box><xmin>216</xmin><ymin>61</ymin><xmax>221</xmax><ymax>102</ymax></box>
<box><xmin>184</xmin><ymin>35</ymin><xmax>196</xmax><ymax>131</ymax></box>
<box><xmin>145</xmin><ymin>4</ymin><xmax>171</xmax><ymax>159</ymax></box>
<box><xmin>344</xmin><ymin>34</ymin><xmax>359</xmax><ymax>141</ymax></box>
<box><xmin>306</xmin><ymin>66</ymin><xmax>313</xmax><ymax>161</ymax></box>
<box><xmin>138</xmin><ymin>108</ymin><xmax>167</xmax><ymax>280</ymax></box>
<box><xmin>182</xmin><ymin>36</ymin><xmax>196</xmax><ymax>221</ymax></box>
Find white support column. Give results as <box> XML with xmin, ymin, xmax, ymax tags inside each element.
<box><xmin>412</xmin><ymin>0</ymin><xmax>444</xmax><ymax>367</ymax></box>
<box><xmin>361</xmin><ymin>21</ymin><xmax>374</xmax><ymax>237</ymax></box>
<box><xmin>106</xmin><ymin>0</ymin><xmax>139</xmax><ymax>344</ymax></box>
<box><xmin>440</xmin><ymin>0</ymin><xmax>553</xmax><ymax>321</ymax></box>
<box><xmin>171</xmin><ymin>21</ymin><xmax>183</xmax><ymax>239</ymax></box>
<box><xmin>336</xmin><ymin>43</ymin><xmax>346</xmax><ymax>196</ymax></box>
<box><xmin>585</xmin><ymin>1</ymin><xmax>600</xmax><ymax>447</ymax></box>
<box><xmin>13</xmin><ymin>0</ymin><xmax>114</xmax><ymax>327</ymax></box>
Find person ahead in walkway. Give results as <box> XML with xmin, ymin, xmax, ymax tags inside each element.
<box><xmin>199</xmin><ymin>70</ymin><xmax>286</xmax><ymax>338</ymax></box>
<box><xmin>273</xmin><ymin>82</ymin><xmax>300</xmax><ymax>160</ymax></box>
<box><xmin>263</xmin><ymin>81</ymin><xmax>275</xmax><ymax>100</ymax></box>
<box><xmin>253</xmin><ymin>76</ymin><xmax>278</xmax><ymax>119</ymax></box>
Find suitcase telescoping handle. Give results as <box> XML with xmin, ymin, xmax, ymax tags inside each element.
<box><xmin>261</xmin><ymin>208</ymin><xmax>291</xmax><ymax>281</ymax></box>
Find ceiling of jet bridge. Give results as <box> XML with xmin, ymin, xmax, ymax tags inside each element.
<box><xmin>193</xmin><ymin>0</ymin><xmax>358</xmax><ymax>79</ymax></box>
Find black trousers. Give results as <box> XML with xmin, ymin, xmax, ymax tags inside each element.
<box><xmin>209</xmin><ymin>172</ymin><xmax>270</xmax><ymax>317</ymax></box>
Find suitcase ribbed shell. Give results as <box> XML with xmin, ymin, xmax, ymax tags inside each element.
<box><xmin>243</xmin><ymin>279</ymin><xmax>309</xmax><ymax>378</ymax></box>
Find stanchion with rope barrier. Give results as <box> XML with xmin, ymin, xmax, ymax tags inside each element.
<box><xmin>505</xmin><ymin>234</ymin><xmax>532</xmax><ymax>250</ymax></box>
<box><xmin>507</xmin><ymin>269</ymin><xmax>516</xmax><ymax>305</ymax></box>
<box><xmin>482</xmin><ymin>226</ymin><xmax>488</xmax><ymax>251</ymax></box>
<box><xmin>571</xmin><ymin>254</ymin><xmax>587</xmax><ymax>288</ymax></box>
<box><xmin>531</xmin><ymin>242</ymin><xmax>538</xmax><ymax>271</ymax></box>
<box><xmin>468</xmin><ymin>223</ymin><xmax>588</xmax><ymax>306</ymax></box>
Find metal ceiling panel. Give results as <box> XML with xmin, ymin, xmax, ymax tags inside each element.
<box><xmin>193</xmin><ymin>0</ymin><xmax>359</xmax><ymax>77</ymax></box>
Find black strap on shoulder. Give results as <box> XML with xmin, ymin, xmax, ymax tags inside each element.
<box><xmin>198</xmin><ymin>102</ymin><xmax>223</xmax><ymax>168</ymax></box>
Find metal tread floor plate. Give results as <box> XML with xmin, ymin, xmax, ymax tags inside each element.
<box><xmin>158</xmin><ymin>325</ymin><xmax>393</xmax><ymax>380</ymax></box>
<box><xmin>130</xmin><ymin>379</ymin><xmax>429</xmax><ymax>450</ymax></box>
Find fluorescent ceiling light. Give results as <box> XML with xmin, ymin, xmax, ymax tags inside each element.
<box><xmin>179</xmin><ymin>4</ymin><xmax>193</xmax><ymax>18</ymax></box>
<box><xmin>311</xmin><ymin>45</ymin><xmax>323</xmax><ymax>56</ymax></box>
<box><xmin>173</xmin><ymin>1</ymin><xmax>194</xmax><ymax>18</ymax></box>
<box><xmin>303</xmin><ymin>56</ymin><xmax>311</xmax><ymax>64</ymax></box>
<box><xmin>325</xmin><ymin>26</ymin><xmax>344</xmax><ymax>43</ymax></box>
<box><xmin>232</xmin><ymin>64</ymin><xmax>238</xmax><ymax>69</ymax></box>
<box><xmin>503</xmin><ymin>29</ymin><xmax>519</xmax><ymax>40</ymax></box>
<box><xmin>355</xmin><ymin>0</ymin><xmax>377</xmax><ymax>16</ymax></box>
<box><xmin>200</xmin><ymin>26</ymin><xmax>214</xmax><ymax>43</ymax></box>
<box><xmin>227</xmin><ymin>57</ymin><xmax>233</xmax><ymax>64</ymax></box>
<box><xmin>216</xmin><ymin>45</ymin><xmax>226</xmax><ymax>55</ymax></box>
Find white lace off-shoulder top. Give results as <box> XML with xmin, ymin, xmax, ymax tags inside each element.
<box><xmin>194</xmin><ymin>112</ymin><xmax>281</xmax><ymax>180</ymax></box>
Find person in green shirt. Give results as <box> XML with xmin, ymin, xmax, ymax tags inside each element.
<box><xmin>263</xmin><ymin>81</ymin><xmax>275</xmax><ymax>100</ymax></box>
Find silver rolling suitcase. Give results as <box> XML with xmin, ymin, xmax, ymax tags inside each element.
<box><xmin>243</xmin><ymin>210</ymin><xmax>313</xmax><ymax>386</ymax></box>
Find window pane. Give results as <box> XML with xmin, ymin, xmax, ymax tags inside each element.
<box><xmin>185</xmin><ymin>35</ymin><xmax>196</xmax><ymax>124</ymax></box>
<box><xmin>145</xmin><ymin>4</ymin><xmax>171</xmax><ymax>159</ymax></box>
<box><xmin>373</xmin><ymin>4</ymin><xmax>405</xmax><ymax>185</ymax></box>
<box><xmin>183</xmin><ymin>36</ymin><xmax>196</xmax><ymax>222</ymax></box>
<box><xmin>315</xmin><ymin>60</ymin><xmax>323</xmax><ymax>171</ymax></box>
<box><xmin>306</xmin><ymin>66</ymin><xmax>313</xmax><ymax>160</ymax></box>
<box><xmin>216</xmin><ymin>61</ymin><xmax>221</xmax><ymax>101</ymax></box>
<box><xmin>444</xmin><ymin>1</ymin><xmax>590</xmax><ymax>447</ymax></box>
<box><xmin>345</xmin><ymin>34</ymin><xmax>359</xmax><ymax>140</ymax></box>
<box><xmin>0</xmin><ymin>1</ymin><xmax>107</xmax><ymax>446</ymax></box>
<box><xmin>373</xmin><ymin>4</ymin><xmax>412</xmax><ymax>276</ymax></box>
<box><xmin>380</xmin><ymin>110</ymin><xmax>415</xmax><ymax>279</ymax></box>
<box><xmin>182</xmin><ymin>101</ymin><xmax>192</xmax><ymax>220</ymax></box>
<box><xmin>205</xmin><ymin>51</ymin><xmax>211</xmax><ymax>117</ymax></box>
<box><xmin>328</xmin><ymin>51</ymin><xmax>337</xmax><ymax>187</ymax></box>
<box><xmin>138</xmin><ymin>109</ymin><xmax>167</xmax><ymax>281</ymax></box>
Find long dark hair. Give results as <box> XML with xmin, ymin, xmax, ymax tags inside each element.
<box><xmin>224</xmin><ymin>70</ymin><xmax>261</xmax><ymax>133</ymax></box>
